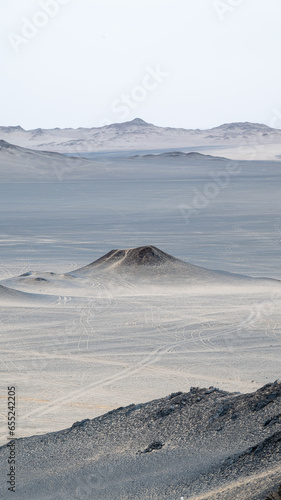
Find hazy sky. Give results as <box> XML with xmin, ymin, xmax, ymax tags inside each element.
<box><xmin>1</xmin><ymin>0</ymin><xmax>281</xmax><ymax>130</ymax></box>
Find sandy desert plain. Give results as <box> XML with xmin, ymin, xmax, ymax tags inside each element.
<box><xmin>0</xmin><ymin>120</ymin><xmax>280</xmax><ymax>499</ymax></box>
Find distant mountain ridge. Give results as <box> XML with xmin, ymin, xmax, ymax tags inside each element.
<box><xmin>0</xmin><ymin>118</ymin><xmax>275</xmax><ymax>134</ymax></box>
<box><xmin>0</xmin><ymin>119</ymin><xmax>281</xmax><ymax>155</ymax></box>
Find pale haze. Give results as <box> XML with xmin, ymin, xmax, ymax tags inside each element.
<box><xmin>1</xmin><ymin>0</ymin><xmax>281</xmax><ymax>129</ymax></box>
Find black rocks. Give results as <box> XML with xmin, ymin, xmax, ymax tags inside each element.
<box><xmin>139</xmin><ymin>441</ymin><xmax>165</xmax><ymax>454</ymax></box>
<box><xmin>264</xmin><ymin>414</ymin><xmax>281</xmax><ymax>427</ymax></box>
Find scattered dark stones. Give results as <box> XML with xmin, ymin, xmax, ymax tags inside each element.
<box><xmin>209</xmin><ymin>381</ymin><xmax>281</xmax><ymax>422</ymax></box>
<box><xmin>156</xmin><ymin>406</ymin><xmax>175</xmax><ymax>419</ymax></box>
<box><xmin>253</xmin><ymin>391</ymin><xmax>280</xmax><ymax>411</ymax></box>
<box><xmin>213</xmin><ymin>402</ymin><xmax>234</xmax><ymax>418</ymax></box>
<box><xmin>152</xmin><ymin>387</ymin><xmax>233</xmax><ymax>423</ymax></box>
<box><xmin>246</xmin><ymin>431</ymin><xmax>281</xmax><ymax>456</ymax></box>
<box><xmin>71</xmin><ymin>419</ymin><xmax>90</xmax><ymax>430</ymax></box>
<box><xmin>168</xmin><ymin>392</ymin><xmax>183</xmax><ymax>399</ymax></box>
<box><xmin>250</xmin><ymin>381</ymin><xmax>281</xmax><ymax>412</ymax></box>
<box><xmin>107</xmin><ymin>406</ymin><xmax>124</xmax><ymax>416</ymax></box>
<box><xmin>125</xmin><ymin>404</ymin><xmax>141</xmax><ymax>415</ymax></box>
<box><xmin>1</xmin><ymin>382</ymin><xmax>281</xmax><ymax>499</ymax></box>
<box><xmin>190</xmin><ymin>387</ymin><xmax>198</xmax><ymax>394</ymax></box>
<box><xmin>138</xmin><ymin>441</ymin><xmax>164</xmax><ymax>454</ymax></box>
<box><xmin>221</xmin><ymin>431</ymin><xmax>281</xmax><ymax>475</ymax></box>
<box><xmin>264</xmin><ymin>414</ymin><xmax>281</xmax><ymax>427</ymax></box>
<box><xmin>265</xmin><ymin>484</ymin><xmax>281</xmax><ymax>499</ymax></box>
<box><xmin>204</xmin><ymin>387</ymin><xmax>216</xmax><ymax>394</ymax></box>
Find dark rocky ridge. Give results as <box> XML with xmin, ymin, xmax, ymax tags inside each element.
<box><xmin>1</xmin><ymin>382</ymin><xmax>280</xmax><ymax>499</ymax></box>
